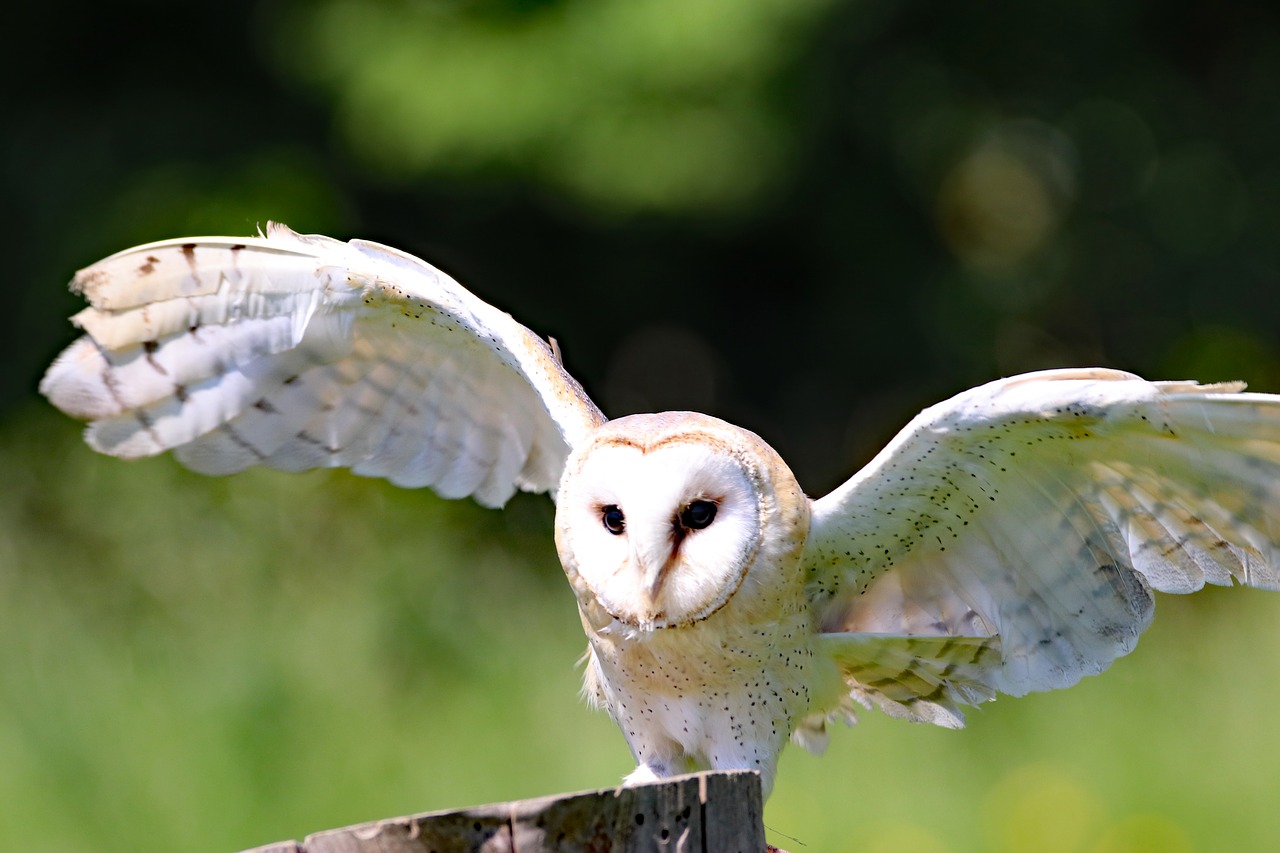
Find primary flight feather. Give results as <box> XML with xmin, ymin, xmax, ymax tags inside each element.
<box><xmin>42</xmin><ymin>223</ymin><xmax>1280</xmax><ymax>797</ymax></box>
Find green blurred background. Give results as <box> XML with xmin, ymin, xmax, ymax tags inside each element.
<box><xmin>4</xmin><ymin>1</ymin><xmax>1280</xmax><ymax>850</ymax></box>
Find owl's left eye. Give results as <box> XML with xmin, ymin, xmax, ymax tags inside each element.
<box><xmin>601</xmin><ymin>505</ymin><xmax>626</xmax><ymax>535</ymax></box>
<box><xmin>679</xmin><ymin>499</ymin><xmax>718</xmax><ymax>530</ymax></box>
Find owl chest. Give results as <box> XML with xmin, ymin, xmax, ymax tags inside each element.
<box><xmin>583</xmin><ymin>612</ymin><xmax>823</xmax><ymax>761</ymax></box>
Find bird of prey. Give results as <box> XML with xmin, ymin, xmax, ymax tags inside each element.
<box><xmin>41</xmin><ymin>223</ymin><xmax>1280</xmax><ymax>797</ymax></box>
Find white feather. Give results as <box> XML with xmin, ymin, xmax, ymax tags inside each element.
<box><xmin>40</xmin><ymin>223</ymin><xmax>605</xmax><ymax>506</ymax></box>
<box><xmin>807</xmin><ymin>368</ymin><xmax>1280</xmax><ymax>708</ymax></box>
<box><xmin>44</xmin><ymin>227</ymin><xmax>1280</xmax><ymax>797</ymax></box>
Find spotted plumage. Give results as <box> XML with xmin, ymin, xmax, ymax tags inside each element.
<box><xmin>41</xmin><ymin>224</ymin><xmax>1280</xmax><ymax>798</ymax></box>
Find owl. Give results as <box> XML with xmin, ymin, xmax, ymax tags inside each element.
<box><xmin>41</xmin><ymin>224</ymin><xmax>1280</xmax><ymax>798</ymax></box>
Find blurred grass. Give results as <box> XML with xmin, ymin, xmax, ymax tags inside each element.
<box><xmin>771</xmin><ymin>586</ymin><xmax>1280</xmax><ymax>851</ymax></box>
<box><xmin>8</xmin><ymin>2</ymin><xmax>1280</xmax><ymax>850</ymax></box>
<box><xmin>0</xmin><ymin>404</ymin><xmax>626</xmax><ymax>851</ymax></box>
<box><xmin>3</xmin><ymin>402</ymin><xmax>1279</xmax><ymax>852</ymax></box>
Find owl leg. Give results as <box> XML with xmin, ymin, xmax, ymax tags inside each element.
<box><xmin>707</xmin><ymin>753</ymin><xmax>777</xmax><ymax>800</ymax></box>
<box><xmin>623</xmin><ymin>744</ymin><xmax>779</xmax><ymax>798</ymax></box>
<box><xmin>624</xmin><ymin>750</ymin><xmax>706</xmax><ymax>786</ymax></box>
<box><xmin>619</xmin><ymin>724</ymin><xmax>693</xmax><ymax>787</ymax></box>
<box><xmin>700</xmin><ymin>730</ymin><xmax>783</xmax><ymax>800</ymax></box>
<box><xmin>622</xmin><ymin>760</ymin><xmax>673</xmax><ymax>787</ymax></box>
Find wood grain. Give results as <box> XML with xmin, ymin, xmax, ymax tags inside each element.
<box><xmin>236</xmin><ymin>770</ymin><xmax>765</xmax><ymax>853</ymax></box>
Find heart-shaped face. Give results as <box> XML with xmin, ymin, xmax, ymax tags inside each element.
<box><xmin>554</xmin><ymin>411</ymin><xmax>809</xmax><ymax>631</ymax></box>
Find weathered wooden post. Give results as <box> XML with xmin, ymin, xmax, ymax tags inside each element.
<box><xmin>238</xmin><ymin>770</ymin><xmax>767</xmax><ymax>853</ymax></box>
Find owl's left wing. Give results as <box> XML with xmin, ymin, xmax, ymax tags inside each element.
<box><xmin>803</xmin><ymin>367</ymin><xmax>1280</xmax><ymax>726</ymax></box>
<box><xmin>41</xmin><ymin>224</ymin><xmax>605</xmax><ymax>507</ymax></box>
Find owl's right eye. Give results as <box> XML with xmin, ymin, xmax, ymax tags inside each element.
<box><xmin>601</xmin><ymin>505</ymin><xmax>626</xmax><ymax>535</ymax></box>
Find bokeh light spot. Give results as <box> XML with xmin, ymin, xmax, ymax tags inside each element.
<box><xmin>983</xmin><ymin>764</ymin><xmax>1103</xmax><ymax>853</ymax></box>
<box><xmin>937</xmin><ymin>120</ymin><xmax>1076</xmax><ymax>271</ymax></box>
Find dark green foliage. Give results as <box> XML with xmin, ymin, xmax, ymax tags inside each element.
<box><xmin>4</xmin><ymin>2</ymin><xmax>1280</xmax><ymax>849</ymax></box>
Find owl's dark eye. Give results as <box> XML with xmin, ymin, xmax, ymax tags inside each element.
<box><xmin>601</xmin><ymin>504</ymin><xmax>626</xmax><ymax>535</ymax></box>
<box><xmin>679</xmin><ymin>499</ymin><xmax>718</xmax><ymax>531</ymax></box>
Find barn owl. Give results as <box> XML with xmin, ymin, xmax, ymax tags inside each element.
<box><xmin>41</xmin><ymin>223</ymin><xmax>1280</xmax><ymax>798</ymax></box>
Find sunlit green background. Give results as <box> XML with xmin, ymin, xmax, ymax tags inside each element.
<box><xmin>5</xmin><ymin>1</ymin><xmax>1280</xmax><ymax>850</ymax></box>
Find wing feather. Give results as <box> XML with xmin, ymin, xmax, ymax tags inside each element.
<box><xmin>41</xmin><ymin>223</ymin><xmax>605</xmax><ymax>506</ymax></box>
<box><xmin>806</xmin><ymin>368</ymin><xmax>1280</xmax><ymax>719</ymax></box>
<box><xmin>818</xmin><ymin>633</ymin><xmax>1001</xmax><ymax>728</ymax></box>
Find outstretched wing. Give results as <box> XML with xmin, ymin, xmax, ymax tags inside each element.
<box><xmin>41</xmin><ymin>223</ymin><xmax>606</xmax><ymax>507</ymax></box>
<box><xmin>804</xmin><ymin>367</ymin><xmax>1280</xmax><ymax>725</ymax></box>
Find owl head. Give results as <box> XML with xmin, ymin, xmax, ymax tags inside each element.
<box><xmin>554</xmin><ymin>412</ymin><xmax>811</xmax><ymax>631</ymax></box>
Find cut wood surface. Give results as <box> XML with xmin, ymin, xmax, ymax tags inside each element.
<box><xmin>236</xmin><ymin>770</ymin><xmax>766</xmax><ymax>853</ymax></box>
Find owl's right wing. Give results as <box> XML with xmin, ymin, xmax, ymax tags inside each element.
<box><xmin>802</xmin><ymin>368</ymin><xmax>1280</xmax><ymax>728</ymax></box>
<box><xmin>41</xmin><ymin>223</ymin><xmax>606</xmax><ymax>507</ymax></box>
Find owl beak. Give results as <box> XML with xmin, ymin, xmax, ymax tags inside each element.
<box><xmin>630</xmin><ymin>518</ymin><xmax>682</xmax><ymax>611</ymax></box>
<box><xmin>641</xmin><ymin>557</ymin><xmax>673</xmax><ymax>604</ymax></box>
<box><xmin>632</xmin><ymin>535</ymin><xmax>675</xmax><ymax>607</ymax></box>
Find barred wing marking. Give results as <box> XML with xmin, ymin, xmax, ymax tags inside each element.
<box><xmin>41</xmin><ymin>224</ymin><xmax>605</xmax><ymax>506</ymax></box>
<box><xmin>805</xmin><ymin>368</ymin><xmax>1280</xmax><ymax>721</ymax></box>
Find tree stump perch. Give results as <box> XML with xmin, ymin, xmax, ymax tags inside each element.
<box><xmin>236</xmin><ymin>770</ymin><xmax>767</xmax><ymax>853</ymax></box>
